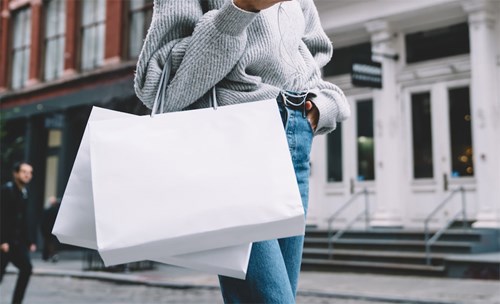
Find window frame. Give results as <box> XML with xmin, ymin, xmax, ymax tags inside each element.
<box><xmin>42</xmin><ymin>0</ymin><xmax>66</xmax><ymax>81</ymax></box>
<box><xmin>355</xmin><ymin>98</ymin><xmax>375</xmax><ymax>182</ymax></box>
<box><xmin>326</xmin><ymin>121</ymin><xmax>343</xmax><ymax>183</ymax></box>
<box><xmin>403</xmin><ymin>79</ymin><xmax>475</xmax><ymax>193</ymax></box>
<box><xmin>410</xmin><ymin>91</ymin><xmax>434</xmax><ymax>179</ymax></box>
<box><xmin>79</xmin><ymin>0</ymin><xmax>107</xmax><ymax>71</ymax></box>
<box><xmin>323</xmin><ymin>42</ymin><xmax>372</xmax><ymax>78</ymax></box>
<box><xmin>447</xmin><ymin>86</ymin><xmax>474</xmax><ymax>178</ymax></box>
<box><xmin>405</xmin><ymin>22</ymin><xmax>470</xmax><ymax>64</ymax></box>
<box><xmin>126</xmin><ymin>0</ymin><xmax>153</xmax><ymax>59</ymax></box>
<box><xmin>10</xmin><ymin>5</ymin><xmax>32</xmax><ymax>89</ymax></box>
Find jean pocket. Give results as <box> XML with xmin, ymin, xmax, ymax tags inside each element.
<box><xmin>305</xmin><ymin>116</ymin><xmax>315</xmax><ymax>135</ymax></box>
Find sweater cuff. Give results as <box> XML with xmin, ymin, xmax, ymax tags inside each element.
<box><xmin>213</xmin><ymin>1</ymin><xmax>258</xmax><ymax>36</ymax></box>
<box><xmin>309</xmin><ymin>88</ymin><xmax>340</xmax><ymax>135</ymax></box>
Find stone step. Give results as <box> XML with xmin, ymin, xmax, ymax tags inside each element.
<box><xmin>304</xmin><ymin>238</ymin><xmax>478</xmax><ymax>253</ymax></box>
<box><xmin>303</xmin><ymin>248</ymin><xmax>447</xmax><ymax>266</ymax></box>
<box><xmin>302</xmin><ymin>228</ymin><xmax>499</xmax><ymax>278</ymax></box>
<box><xmin>305</xmin><ymin>229</ymin><xmax>491</xmax><ymax>242</ymax></box>
<box><xmin>301</xmin><ymin>258</ymin><xmax>445</xmax><ymax>277</ymax></box>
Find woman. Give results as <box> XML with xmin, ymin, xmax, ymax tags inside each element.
<box><xmin>134</xmin><ymin>0</ymin><xmax>350</xmax><ymax>302</ymax></box>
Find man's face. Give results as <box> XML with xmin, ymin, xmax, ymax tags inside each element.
<box><xmin>13</xmin><ymin>164</ymin><xmax>33</xmax><ymax>185</ymax></box>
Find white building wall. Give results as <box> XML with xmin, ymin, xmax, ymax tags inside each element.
<box><xmin>308</xmin><ymin>0</ymin><xmax>500</xmax><ymax>230</ymax></box>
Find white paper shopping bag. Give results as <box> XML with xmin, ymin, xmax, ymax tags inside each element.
<box><xmin>89</xmin><ymin>99</ymin><xmax>305</xmax><ymax>265</ymax></box>
<box><xmin>155</xmin><ymin>243</ymin><xmax>252</xmax><ymax>279</ymax></box>
<box><xmin>53</xmin><ymin>107</ymin><xmax>253</xmax><ymax>279</ymax></box>
<box><xmin>53</xmin><ymin>107</ymin><xmax>125</xmax><ymax>250</ymax></box>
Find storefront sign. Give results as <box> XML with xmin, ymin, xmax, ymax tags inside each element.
<box><xmin>45</xmin><ymin>113</ymin><xmax>65</xmax><ymax>129</ymax></box>
<box><xmin>351</xmin><ymin>60</ymin><xmax>382</xmax><ymax>89</ymax></box>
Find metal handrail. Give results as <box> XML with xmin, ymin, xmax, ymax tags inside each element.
<box><xmin>327</xmin><ymin>188</ymin><xmax>369</xmax><ymax>259</ymax></box>
<box><xmin>328</xmin><ymin>211</ymin><xmax>366</xmax><ymax>259</ymax></box>
<box><xmin>327</xmin><ymin>188</ymin><xmax>368</xmax><ymax>231</ymax></box>
<box><xmin>426</xmin><ymin>210</ymin><xmax>464</xmax><ymax>264</ymax></box>
<box><xmin>424</xmin><ymin>187</ymin><xmax>467</xmax><ymax>265</ymax></box>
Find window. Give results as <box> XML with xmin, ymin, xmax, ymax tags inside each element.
<box><xmin>357</xmin><ymin>100</ymin><xmax>375</xmax><ymax>181</ymax></box>
<box><xmin>129</xmin><ymin>0</ymin><xmax>153</xmax><ymax>58</ymax></box>
<box><xmin>81</xmin><ymin>0</ymin><xmax>106</xmax><ymax>71</ymax></box>
<box><xmin>405</xmin><ymin>23</ymin><xmax>469</xmax><ymax>64</ymax></box>
<box><xmin>327</xmin><ymin>123</ymin><xmax>342</xmax><ymax>182</ymax></box>
<box><xmin>411</xmin><ymin>92</ymin><xmax>434</xmax><ymax>178</ymax></box>
<box><xmin>11</xmin><ymin>7</ymin><xmax>32</xmax><ymax>89</ymax></box>
<box><xmin>449</xmin><ymin>87</ymin><xmax>473</xmax><ymax>177</ymax></box>
<box><xmin>44</xmin><ymin>0</ymin><xmax>66</xmax><ymax>81</ymax></box>
<box><xmin>323</xmin><ymin>42</ymin><xmax>371</xmax><ymax>77</ymax></box>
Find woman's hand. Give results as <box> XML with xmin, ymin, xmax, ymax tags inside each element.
<box><xmin>233</xmin><ymin>0</ymin><xmax>291</xmax><ymax>12</ymax></box>
<box><xmin>305</xmin><ymin>100</ymin><xmax>319</xmax><ymax>132</ymax></box>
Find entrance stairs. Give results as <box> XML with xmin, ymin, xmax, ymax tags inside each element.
<box><xmin>302</xmin><ymin>226</ymin><xmax>500</xmax><ymax>279</ymax></box>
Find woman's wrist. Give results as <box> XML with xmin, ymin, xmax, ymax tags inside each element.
<box><xmin>232</xmin><ymin>0</ymin><xmax>260</xmax><ymax>12</ymax></box>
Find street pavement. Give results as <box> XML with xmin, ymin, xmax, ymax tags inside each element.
<box><xmin>1</xmin><ymin>275</ymin><xmax>397</xmax><ymax>304</ymax></box>
<box><xmin>1</xmin><ymin>251</ymin><xmax>499</xmax><ymax>304</ymax></box>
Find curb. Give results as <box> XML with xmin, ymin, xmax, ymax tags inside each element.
<box><xmin>32</xmin><ymin>269</ymin><xmax>218</xmax><ymax>290</ymax></box>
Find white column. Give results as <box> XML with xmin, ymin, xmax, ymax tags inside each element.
<box><xmin>365</xmin><ymin>20</ymin><xmax>404</xmax><ymax>227</ymax></box>
<box><xmin>462</xmin><ymin>0</ymin><xmax>500</xmax><ymax>228</ymax></box>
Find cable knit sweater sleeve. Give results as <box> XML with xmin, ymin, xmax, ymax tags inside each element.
<box><xmin>300</xmin><ymin>0</ymin><xmax>351</xmax><ymax>134</ymax></box>
<box><xmin>134</xmin><ymin>0</ymin><xmax>258</xmax><ymax>112</ymax></box>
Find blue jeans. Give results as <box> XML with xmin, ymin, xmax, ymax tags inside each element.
<box><xmin>218</xmin><ymin>94</ymin><xmax>313</xmax><ymax>303</ymax></box>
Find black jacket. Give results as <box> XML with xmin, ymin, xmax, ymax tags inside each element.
<box><xmin>41</xmin><ymin>203</ymin><xmax>60</xmax><ymax>238</ymax></box>
<box><xmin>0</xmin><ymin>181</ymin><xmax>35</xmax><ymax>246</ymax></box>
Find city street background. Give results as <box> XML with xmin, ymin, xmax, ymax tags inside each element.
<box><xmin>1</xmin><ymin>275</ymin><xmax>396</xmax><ymax>304</ymax></box>
<box><xmin>1</xmin><ymin>0</ymin><xmax>500</xmax><ymax>303</ymax></box>
<box><xmin>1</xmin><ymin>252</ymin><xmax>499</xmax><ymax>304</ymax></box>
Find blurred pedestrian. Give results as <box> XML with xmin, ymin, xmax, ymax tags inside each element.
<box><xmin>0</xmin><ymin>161</ymin><xmax>36</xmax><ymax>304</ymax></box>
<box><xmin>41</xmin><ymin>196</ymin><xmax>60</xmax><ymax>262</ymax></box>
<box><xmin>134</xmin><ymin>0</ymin><xmax>350</xmax><ymax>302</ymax></box>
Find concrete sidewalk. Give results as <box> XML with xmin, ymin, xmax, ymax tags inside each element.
<box><xmin>7</xmin><ymin>251</ymin><xmax>500</xmax><ymax>304</ymax></box>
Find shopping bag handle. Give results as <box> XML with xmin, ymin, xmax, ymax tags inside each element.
<box><xmin>151</xmin><ymin>53</ymin><xmax>217</xmax><ymax>118</ymax></box>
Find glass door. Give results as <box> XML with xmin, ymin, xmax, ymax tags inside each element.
<box><xmin>326</xmin><ymin>97</ymin><xmax>375</xmax><ymax>194</ymax></box>
<box><xmin>409</xmin><ymin>85</ymin><xmax>474</xmax><ymax>186</ymax></box>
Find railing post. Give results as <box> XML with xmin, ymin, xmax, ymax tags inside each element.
<box><xmin>424</xmin><ymin>220</ymin><xmax>430</xmax><ymax>265</ymax></box>
<box><xmin>364</xmin><ymin>188</ymin><xmax>369</xmax><ymax>230</ymax></box>
<box><xmin>426</xmin><ymin>243</ymin><xmax>431</xmax><ymax>265</ymax></box>
<box><xmin>461</xmin><ymin>187</ymin><xmax>467</xmax><ymax>231</ymax></box>
<box><xmin>424</xmin><ymin>221</ymin><xmax>429</xmax><ymax>249</ymax></box>
<box><xmin>328</xmin><ymin>220</ymin><xmax>333</xmax><ymax>259</ymax></box>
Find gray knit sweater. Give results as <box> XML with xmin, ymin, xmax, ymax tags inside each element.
<box><xmin>134</xmin><ymin>0</ymin><xmax>350</xmax><ymax>134</ymax></box>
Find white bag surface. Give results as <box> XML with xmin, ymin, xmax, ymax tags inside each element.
<box><xmin>53</xmin><ymin>101</ymin><xmax>304</xmax><ymax>279</ymax></box>
<box><xmin>89</xmin><ymin>99</ymin><xmax>305</xmax><ymax>265</ymax></box>
<box><xmin>53</xmin><ymin>107</ymin><xmax>254</xmax><ymax>279</ymax></box>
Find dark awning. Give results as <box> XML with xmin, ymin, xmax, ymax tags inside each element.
<box><xmin>1</xmin><ymin>76</ymin><xmax>136</xmax><ymax>120</ymax></box>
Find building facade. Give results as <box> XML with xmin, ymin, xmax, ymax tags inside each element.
<box><xmin>0</xmin><ymin>0</ymin><xmax>152</xmax><ymax>217</ymax></box>
<box><xmin>0</xmin><ymin>0</ymin><xmax>499</xmax><ymax>232</ymax></box>
<box><xmin>310</xmin><ymin>0</ymin><xmax>500</xmax><ymax>230</ymax></box>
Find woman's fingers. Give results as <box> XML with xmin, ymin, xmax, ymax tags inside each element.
<box><xmin>306</xmin><ymin>100</ymin><xmax>318</xmax><ymax>131</ymax></box>
<box><xmin>305</xmin><ymin>100</ymin><xmax>313</xmax><ymax>111</ymax></box>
